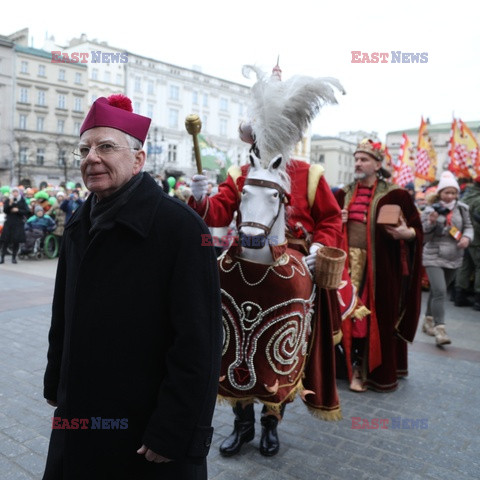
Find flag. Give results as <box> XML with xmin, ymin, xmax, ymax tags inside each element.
<box><xmin>197</xmin><ymin>134</ymin><xmax>232</xmax><ymax>181</ymax></box>
<box><xmin>393</xmin><ymin>133</ymin><xmax>415</xmax><ymax>187</ymax></box>
<box><xmin>448</xmin><ymin>119</ymin><xmax>477</xmax><ymax>179</ymax></box>
<box><xmin>459</xmin><ymin>120</ymin><xmax>480</xmax><ymax>177</ymax></box>
<box><xmin>415</xmin><ymin>117</ymin><xmax>437</xmax><ymax>188</ymax></box>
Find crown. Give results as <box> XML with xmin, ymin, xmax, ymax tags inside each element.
<box><xmin>355</xmin><ymin>138</ymin><xmax>385</xmax><ymax>162</ymax></box>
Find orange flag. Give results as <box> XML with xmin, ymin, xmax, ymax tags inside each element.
<box><xmin>449</xmin><ymin>119</ymin><xmax>477</xmax><ymax>179</ymax></box>
<box><xmin>393</xmin><ymin>133</ymin><xmax>415</xmax><ymax>187</ymax></box>
<box><xmin>415</xmin><ymin>117</ymin><xmax>437</xmax><ymax>188</ymax></box>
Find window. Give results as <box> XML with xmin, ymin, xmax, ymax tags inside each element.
<box><xmin>168</xmin><ymin>108</ymin><xmax>178</xmax><ymax>129</ymax></box>
<box><xmin>20</xmin><ymin>87</ymin><xmax>29</xmax><ymax>103</ymax></box>
<box><xmin>57</xmin><ymin>119</ymin><xmax>65</xmax><ymax>133</ymax></box>
<box><xmin>147</xmin><ymin>81</ymin><xmax>154</xmax><ymax>95</ymax></box>
<box><xmin>37</xmin><ymin>117</ymin><xmax>45</xmax><ymax>132</ymax></box>
<box><xmin>318</xmin><ymin>154</ymin><xmax>325</xmax><ymax>163</ymax></box>
<box><xmin>92</xmin><ymin>68</ymin><xmax>98</xmax><ymax>80</ymax></box>
<box><xmin>20</xmin><ymin>61</ymin><xmax>28</xmax><ymax>73</ymax></box>
<box><xmin>75</xmin><ymin>72</ymin><xmax>82</xmax><ymax>84</ymax></box>
<box><xmin>147</xmin><ymin>104</ymin><xmax>154</xmax><ymax>118</ymax></box>
<box><xmin>220</xmin><ymin>118</ymin><xmax>228</xmax><ymax>136</ymax></box>
<box><xmin>134</xmin><ymin>101</ymin><xmax>141</xmax><ymax>114</ymax></box>
<box><xmin>220</xmin><ymin>97</ymin><xmax>228</xmax><ymax>111</ymax></box>
<box><xmin>58</xmin><ymin>94</ymin><xmax>66</xmax><ymax>109</ymax></box>
<box><xmin>58</xmin><ymin>150</ymin><xmax>66</xmax><ymax>166</ymax></box>
<box><xmin>104</xmin><ymin>71</ymin><xmax>111</xmax><ymax>83</ymax></box>
<box><xmin>38</xmin><ymin>65</ymin><xmax>46</xmax><ymax>77</ymax></box>
<box><xmin>116</xmin><ymin>73</ymin><xmax>122</xmax><ymax>85</ymax></box>
<box><xmin>19</xmin><ymin>114</ymin><xmax>27</xmax><ymax>130</ymax></box>
<box><xmin>168</xmin><ymin>144</ymin><xmax>177</xmax><ymax>163</ymax></box>
<box><xmin>203</xmin><ymin>93</ymin><xmax>208</xmax><ymax>107</ymax></box>
<box><xmin>36</xmin><ymin>148</ymin><xmax>45</xmax><ymax>166</ymax></box>
<box><xmin>59</xmin><ymin>69</ymin><xmax>66</xmax><ymax>81</ymax></box>
<box><xmin>74</xmin><ymin>97</ymin><xmax>82</xmax><ymax>111</ymax></box>
<box><xmin>37</xmin><ymin>90</ymin><xmax>46</xmax><ymax>106</ymax></box>
<box><xmin>134</xmin><ymin>76</ymin><xmax>142</xmax><ymax>93</ymax></box>
<box><xmin>169</xmin><ymin>85</ymin><xmax>179</xmax><ymax>101</ymax></box>
<box><xmin>19</xmin><ymin>147</ymin><xmax>28</xmax><ymax>164</ymax></box>
<box><xmin>192</xmin><ymin>91</ymin><xmax>198</xmax><ymax>105</ymax></box>
<box><xmin>74</xmin><ymin>122</ymin><xmax>81</xmax><ymax>136</ymax></box>
<box><xmin>238</xmin><ymin>103</ymin><xmax>244</xmax><ymax>116</ymax></box>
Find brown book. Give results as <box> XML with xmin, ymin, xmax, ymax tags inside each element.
<box><xmin>376</xmin><ymin>204</ymin><xmax>404</xmax><ymax>226</ymax></box>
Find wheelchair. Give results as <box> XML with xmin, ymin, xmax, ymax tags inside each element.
<box><xmin>18</xmin><ymin>229</ymin><xmax>59</xmax><ymax>260</ymax></box>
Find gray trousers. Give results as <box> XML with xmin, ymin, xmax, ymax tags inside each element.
<box><xmin>425</xmin><ymin>266</ymin><xmax>457</xmax><ymax>326</ymax></box>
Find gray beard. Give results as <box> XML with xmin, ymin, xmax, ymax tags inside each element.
<box><xmin>354</xmin><ymin>172</ymin><xmax>367</xmax><ymax>180</ymax></box>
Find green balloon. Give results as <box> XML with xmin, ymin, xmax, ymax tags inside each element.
<box><xmin>48</xmin><ymin>196</ymin><xmax>56</xmax><ymax>205</ymax></box>
<box><xmin>0</xmin><ymin>185</ymin><xmax>10</xmax><ymax>194</ymax></box>
<box><xmin>34</xmin><ymin>190</ymin><xmax>49</xmax><ymax>200</ymax></box>
<box><xmin>167</xmin><ymin>177</ymin><xmax>176</xmax><ymax>188</ymax></box>
<box><xmin>66</xmin><ymin>182</ymin><xmax>75</xmax><ymax>189</ymax></box>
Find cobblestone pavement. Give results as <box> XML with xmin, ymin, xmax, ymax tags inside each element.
<box><xmin>0</xmin><ymin>258</ymin><xmax>479</xmax><ymax>479</ymax></box>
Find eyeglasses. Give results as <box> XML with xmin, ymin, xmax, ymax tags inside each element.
<box><xmin>72</xmin><ymin>143</ymin><xmax>139</xmax><ymax>160</ymax></box>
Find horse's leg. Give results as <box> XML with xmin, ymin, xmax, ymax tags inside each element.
<box><xmin>219</xmin><ymin>401</ymin><xmax>255</xmax><ymax>456</ymax></box>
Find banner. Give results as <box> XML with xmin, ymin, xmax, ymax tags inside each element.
<box><xmin>197</xmin><ymin>134</ymin><xmax>232</xmax><ymax>181</ymax></box>
<box><xmin>393</xmin><ymin>133</ymin><xmax>415</xmax><ymax>187</ymax></box>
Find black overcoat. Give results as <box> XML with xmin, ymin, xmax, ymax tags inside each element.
<box><xmin>43</xmin><ymin>173</ymin><xmax>222</xmax><ymax>480</ymax></box>
<box><xmin>1</xmin><ymin>197</ymin><xmax>29</xmax><ymax>244</ymax></box>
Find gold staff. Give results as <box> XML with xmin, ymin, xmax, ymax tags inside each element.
<box><xmin>185</xmin><ymin>114</ymin><xmax>203</xmax><ymax>174</ymax></box>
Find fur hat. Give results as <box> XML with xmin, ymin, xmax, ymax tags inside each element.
<box><xmin>80</xmin><ymin>94</ymin><xmax>151</xmax><ymax>144</ymax></box>
<box><xmin>437</xmin><ymin>171</ymin><xmax>460</xmax><ymax>192</ymax></box>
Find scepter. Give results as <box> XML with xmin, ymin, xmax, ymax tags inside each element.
<box><xmin>185</xmin><ymin>114</ymin><xmax>203</xmax><ymax>174</ymax></box>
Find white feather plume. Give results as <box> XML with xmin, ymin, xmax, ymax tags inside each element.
<box><xmin>242</xmin><ymin>65</ymin><xmax>345</xmax><ymax>166</ymax></box>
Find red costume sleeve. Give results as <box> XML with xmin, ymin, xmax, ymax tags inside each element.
<box><xmin>310</xmin><ymin>176</ymin><xmax>343</xmax><ymax>247</ymax></box>
<box><xmin>188</xmin><ymin>168</ymin><xmax>244</xmax><ymax>227</ymax></box>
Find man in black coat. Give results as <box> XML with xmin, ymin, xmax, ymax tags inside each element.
<box><xmin>42</xmin><ymin>95</ymin><xmax>223</xmax><ymax>480</ymax></box>
<box><xmin>0</xmin><ymin>187</ymin><xmax>30</xmax><ymax>264</ymax></box>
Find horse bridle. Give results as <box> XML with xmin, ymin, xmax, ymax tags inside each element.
<box><xmin>238</xmin><ymin>178</ymin><xmax>288</xmax><ymax>246</ymax></box>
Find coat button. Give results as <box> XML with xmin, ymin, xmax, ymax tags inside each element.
<box><xmin>205</xmin><ymin>436</ymin><xmax>212</xmax><ymax>447</ymax></box>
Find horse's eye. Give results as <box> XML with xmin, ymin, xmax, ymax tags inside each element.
<box><xmin>273</xmin><ymin>192</ymin><xmax>279</xmax><ymax>198</ymax></box>
<box><xmin>241</xmin><ymin>189</ymin><xmax>246</xmax><ymax>195</ymax></box>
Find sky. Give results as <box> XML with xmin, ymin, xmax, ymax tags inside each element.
<box><xmin>1</xmin><ymin>0</ymin><xmax>479</xmax><ymax>143</ymax></box>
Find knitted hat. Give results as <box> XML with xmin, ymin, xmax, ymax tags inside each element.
<box><xmin>34</xmin><ymin>205</ymin><xmax>44</xmax><ymax>214</ymax></box>
<box><xmin>437</xmin><ymin>171</ymin><xmax>460</xmax><ymax>192</ymax></box>
<box><xmin>80</xmin><ymin>94</ymin><xmax>151</xmax><ymax>144</ymax></box>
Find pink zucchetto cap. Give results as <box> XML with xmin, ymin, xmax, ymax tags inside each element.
<box><xmin>80</xmin><ymin>94</ymin><xmax>151</xmax><ymax>144</ymax></box>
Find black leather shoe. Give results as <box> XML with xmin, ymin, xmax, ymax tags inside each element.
<box><xmin>219</xmin><ymin>420</ymin><xmax>255</xmax><ymax>456</ymax></box>
<box><xmin>259</xmin><ymin>415</ymin><xmax>280</xmax><ymax>456</ymax></box>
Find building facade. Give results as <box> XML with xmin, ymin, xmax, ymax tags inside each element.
<box><xmin>310</xmin><ymin>134</ymin><xmax>360</xmax><ymax>187</ymax></box>
<box><xmin>0</xmin><ymin>35</ymin><xmax>14</xmax><ymax>186</ymax></box>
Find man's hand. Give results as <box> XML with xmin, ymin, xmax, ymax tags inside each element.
<box><xmin>428</xmin><ymin>210</ymin><xmax>439</xmax><ymax>224</ymax></box>
<box><xmin>457</xmin><ymin>236</ymin><xmax>470</xmax><ymax>249</ymax></box>
<box><xmin>304</xmin><ymin>244</ymin><xmax>322</xmax><ymax>273</ymax></box>
<box><xmin>384</xmin><ymin>218</ymin><xmax>415</xmax><ymax>241</ymax></box>
<box><xmin>137</xmin><ymin>444</ymin><xmax>172</xmax><ymax>463</ymax></box>
<box><xmin>191</xmin><ymin>170</ymin><xmax>208</xmax><ymax>202</ymax></box>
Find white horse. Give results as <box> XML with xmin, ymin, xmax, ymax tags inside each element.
<box><xmin>217</xmin><ymin>152</ymin><xmax>317</xmax><ymax>409</ymax></box>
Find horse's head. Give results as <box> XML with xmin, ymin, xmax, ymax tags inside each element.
<box><xmin>238</xmin><ymin>152</ymin><xmax>289</xmax><ymax>251</ymax></box>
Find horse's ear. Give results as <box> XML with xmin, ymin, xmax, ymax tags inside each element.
<box><xmin>249</xmin><ymin>151</ymin><xmax>261</xmax><ymax>169</ymax></box>
<box><xmin>268</xmin><ymin>155</ymin><xmax>283</xmax><ymax>172</ymax></box>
